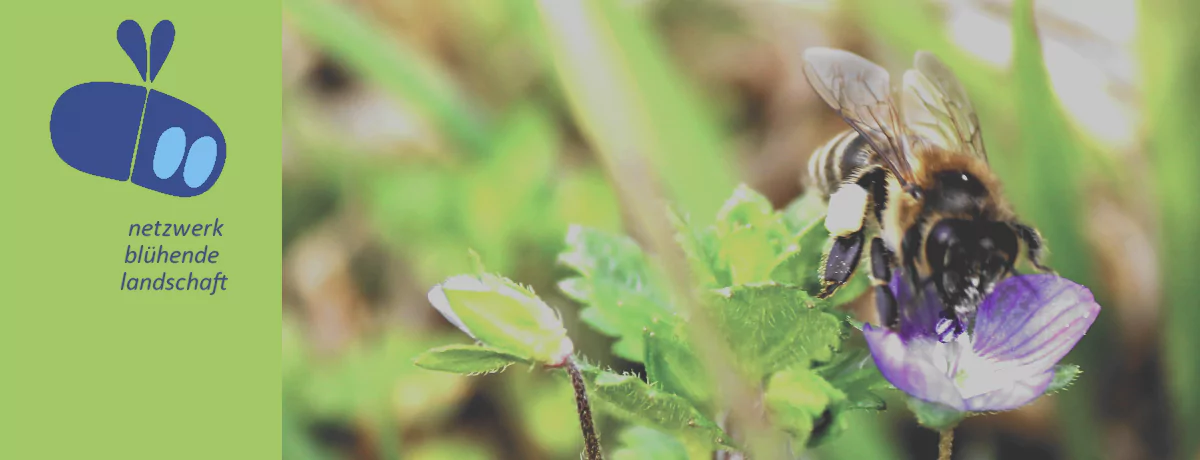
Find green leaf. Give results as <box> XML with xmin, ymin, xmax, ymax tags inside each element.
<box><xmin>906</xmin><ymin>397</ymin><xmax>965</xmax><ymax>431</ymax></box>
<box><xmin>714</xmin><ymin>185</ymin><xmax>795</xmax><ymax>286</ymax></box>
<box><xmin>644</xmin><ymin>326</ymin><xmax>713</xmax><ymax>412</ymax></box>
<box><xmin>1044</xmin><ymin>364</ymin><xmax>1082</xmax><ymax>394</ymax></box>
<box><xmin>719</xmin><ymin>227</ymin><xmax>780</xmax><ymax>285</ymax></box>
<box><xmin>706</xmin><ymin>285</ymin><xmax>842</xmax><ymax>378</ymax></box>
<box><xmin>764</xmin><ymin>367</ymin><xmax>848</xmax><ymax>448</ymax></box>
<box><xmin>782</xmin><ymin>191</ymin><xmax>829</xmax><ymax>234</ymax></box>
<box><xmin>770</xmin><ymin>217</ymin><xmax>828</xmax><ymax>293</ymax></box>
<box><xmin>413</xmin><ymin>344</ymin><xmax>527</xmax><ymax>375</ymax></box>
<box><xmin>816</xmin><ymin>348</ymin><xmax>889</xmax><ymax>411</ymax></box>
<box><xmin>611</xmin><ymin>426</ymin><xmax>690</xmax><ymax>460</ymax></box>
<box><xmin>558</xmin><ymin>225</ymin><xmax>675</xmax><ymax>361</ymax></box>
<box><xmin>714</xmin><ymin>184</ymin><xmax>780</xmax><ymax>234</ymax></box>
<box><xmin>671</xmin><ymin>210</ymin><xmax>728</xmax><ymax>287</ymax></box>
<box><xmin>587</xmin><ymin>370</ymin><xmax>732</xmax><ymax>450</ymax></box>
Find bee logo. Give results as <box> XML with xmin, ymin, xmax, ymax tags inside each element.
<box><xmin>50</xmin><ymin>19</ymin><xmax>225</xmax><ymax>198</ymax></box>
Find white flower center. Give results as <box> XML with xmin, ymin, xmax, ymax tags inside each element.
<box><xmin>921</xmin><ymin>333</ymin><xmax>1042</xmax><ymax>400</ymax></box>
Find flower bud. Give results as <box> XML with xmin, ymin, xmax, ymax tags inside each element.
<box><xmin>427</xmin><ymin>274</ymin><xmax>574</xmax><ymax>366</ymax></box>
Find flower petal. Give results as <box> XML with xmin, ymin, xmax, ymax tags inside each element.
<box><xmin>971</xmin><ymin>275</ymin><xmax>1100</xmax><ymax>372</ymax></box>
<box><xmin>863</xmin><ymin>324</ymin><xmax>966</xmax><ymax>411</ymax></box>
<box><xmin>889</xmin><ymin>273</ymin><xmax>944</xmax><ymax>341</ymax></box>
<box><xmin>428</xmin><ymin>283</ymin><xmax>475</xmax><ymax>338</ymax></box>
<box><xmin>963</xmin><ymin>368</ymin><xmax>1055</xmax><ymax>412</ymax></box>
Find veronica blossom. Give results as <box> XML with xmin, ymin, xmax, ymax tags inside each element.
<box><xmin>863</xmin><ymin>274</ymin><xmax>1100</xmax><ymax>412</ymax></box>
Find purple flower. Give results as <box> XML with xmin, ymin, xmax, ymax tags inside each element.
<box><xmin>863</xmin><ymin>274</ymin><xmax>1100</xmax><ymax>412</ymax></box>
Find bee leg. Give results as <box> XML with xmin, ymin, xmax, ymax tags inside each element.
<box><xmin>869</xmin><ymin>238</ymin><xmax>899</xmax><ymax>328</ymax></box>
<box><xmin>819</xmin><ymin>230</ymin><xmax>864</xmax><ymax>299</ymax></box>
<box><xmin>1013</xmin><ymin>222</ymin><xmax>1053</xmax><ymax>273</ymax></box>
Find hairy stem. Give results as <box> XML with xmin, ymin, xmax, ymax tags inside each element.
<box><xmin>938</xmin><ymin>428</ymin><xmax>954</xmax><ymax>460</ymax></box>
<box><xmin>567</xmin><ymin>359</ymin><xmax>602</xmax><ymax>460</ymax></box>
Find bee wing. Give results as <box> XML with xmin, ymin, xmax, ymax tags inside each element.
<box><xmin>802</xmin><ymin>47</ymin><xmax>918</xmax><ymax>187</ymax></box>
<box><xmin>902</xmin><ymin>51</ymin><xmax>988</xmax><ymax>162</ymax></box>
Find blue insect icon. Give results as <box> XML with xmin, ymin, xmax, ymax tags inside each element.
<box><xmin>49</xmin><ymin>20</ymin><xmax>225</xmax><ymax>198</ymax></box>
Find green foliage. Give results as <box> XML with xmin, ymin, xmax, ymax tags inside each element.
<box><xmin>421</xmin><ymin>184</ymin><xmax>889</xmax><ymax>456</ymax></box>
<box><xmin>816</xmin><ymin>348</ymin><xmax>891</xmax><ymax>411</ymax></box>
<box><xmin>585</xmin><ymin>370</ymin><xmax>733</xmax><ymax>451</ymax></box>
<box><xmin>560</xmin><ymin>185</ymin><xmax>886</xmax><ymax>453</ymax></box>
<box><xmin>705</xmin><ymin>285</ymin><xmax>842</xmax><ymax>379</ymax></box>
<box><xmin>611</xmin><ymin>426</ymin><xmax>691</xmax><ymax>460</ymax></box>
<box><xmin>413</xmin><ymin>344</ymin><xmax>527</xmax><ymax>375</ymax></box>
<box><xmin>905</xmin><ymin>398</ymin><xmax>965</xmax><ymax>431</ymax></box>
<box><xmin>764</xmin><ymin>367</ymin><xmax>848</xmax><ymax>447</ymax></box>
<box><xmin>428</xmin><ymin>272</ymin><xmax>572</xmax><ymax>365</ymax></box>
<box><xmin>1045</xmin><ymin>364</ymin><xmax>1082</xmax><ymax>395</ymax></box>
<box><xmin>558</xmin><ymin>225</ymin><xmax>676</xmax><ymax>361</ymax></box>
<box><xmin>644</xmin><ymin>326</ymin><xmax>714</xmax><ymax>412</ymax></box>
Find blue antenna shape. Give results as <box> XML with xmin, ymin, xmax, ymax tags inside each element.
<box><xmin>116</xmin><ymin>20</ymin><xmax>148</xmax><ymax>81</ymax></box>
<box><xmin>149</xmin><ymin>20</ymin><xmax>175</xmax><ymax>81</ymax></box>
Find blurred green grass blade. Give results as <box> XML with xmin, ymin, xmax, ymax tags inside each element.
<box><xmin>1141</xmin><ymin>0</ymin><xmax>1200</xmax><ymax>458</ymax></box>
<box><xmin>283</xmin><ymin>0</ymin><xmax>490</xmax><ymax>155</ymax></box>
<box><xmin>1010</xmin><ymin>0</ymin><xmax>1091</xmax><ymax>282</ymax></box>
<box><xmin>533</xmin><ymin>0</ymin><xmax>736</xmax><ymax>222</ymax></box>
<box><xmin>1010</xmin><ymin>3</ymin><xmax>1106</xmax><ymax>460</ymax></box>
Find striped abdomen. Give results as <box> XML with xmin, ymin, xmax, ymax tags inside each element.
<box><xmin>806</xmin><ymin>130</ymin><xmax>879</xmax><ymax>198</ymax></box>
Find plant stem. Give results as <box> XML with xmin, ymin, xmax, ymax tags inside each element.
<box><xmin>567</xmin><ymin>359</ymin><xmax>603</xmax><ymax>460</ymax></box>
<box><xmin>938</xmin><ymin>428</ymin><xmax>954</xmax><ymax>460</ymax></box>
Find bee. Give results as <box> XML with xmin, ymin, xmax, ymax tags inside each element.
<box><xmin>801</xmin><ymin>48</ymin><xmax>1051</xmax><ymax>338</ymax></box>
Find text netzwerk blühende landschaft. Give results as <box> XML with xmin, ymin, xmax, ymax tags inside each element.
<box><xmin>121</xmin><ymin>219</ymin><xmax>228</xmax><ymax>295</ymax></box>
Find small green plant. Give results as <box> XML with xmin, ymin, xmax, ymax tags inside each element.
<box><xmin>415</xmin><ymin>184</ymin><xmax>889</xmax><ymax>458</ymax></box>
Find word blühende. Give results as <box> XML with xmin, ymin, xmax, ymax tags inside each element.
<box><xmin>121</xmin><ymin>218</ymin><xmax>229</xmax><ymax>295</ymax></box>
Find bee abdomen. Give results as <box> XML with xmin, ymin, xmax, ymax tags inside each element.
<box><xmin>807</xmin><ymin>130</ymin><xmax>876</xmax><ymax>198</ymax></box>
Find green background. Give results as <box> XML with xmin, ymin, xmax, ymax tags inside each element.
<box><xmin>0</xmin><ymin>2</ymin><xmax>281</xmax><ymax>459</ymax></box>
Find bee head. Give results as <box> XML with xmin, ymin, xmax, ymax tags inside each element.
<box><xmin>924</xmin><ymin>219</ymin><xmax>1019</xmax><ymax>313</ymax></box>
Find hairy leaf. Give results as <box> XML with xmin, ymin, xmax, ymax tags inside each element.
<box><xmin>587</xmin><ymin>370</ymin><xmax>732</xmax><ymax>450</ymax></box>
<box><xmin>558</xmin><ymin>225</ymin><xmax>675</xmax><ymax>361</ymax></box>
<box><xmin>706</xmin><ymin>285</ymin><xmax>842</xmax><ymax>378</ymax></box>
<box><xmin>413</xmin><ymin>344</ymin><xmax>527</xmax><ymax>375</ymax></box>
<box><xmin>816</xmin><ymin>348</ymin><xmax>889</xmax><ymax>411</ymax></box>
<box><xmin>644</xmin><ymin>326</ymin><xmax>713</xmax><ymax>412</ymax></box>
